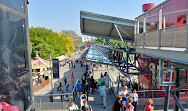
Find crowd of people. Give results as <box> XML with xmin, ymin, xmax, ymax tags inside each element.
<box><xmin>67</xmin><ymin>62</ymin><xmax>112</xmax><ymax>111</ymax></box>
<box><xmin>55</xmin><ymin>57</ymin><xmax>155</xmax><ymax>111</ymax></box>
<box><xmin>111</xmin><ymin>86</ymin><xmax>154</xmax><ymax>111</ymax></box>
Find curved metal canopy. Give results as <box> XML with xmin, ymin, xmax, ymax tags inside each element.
<box><xmin>80</xmin><ymin>11</ymin><xmax>139</xmax><ymax>41</ymax></box>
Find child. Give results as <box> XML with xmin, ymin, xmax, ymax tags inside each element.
<box><xmin>127</xmin><ymin>98</ymin><xmax>134</xmax><ymax>111</ymax></box>
<box><xmin>145</xmin><ymin>99</ymin><xmax>154</xmax><ymax>111</ymax></box>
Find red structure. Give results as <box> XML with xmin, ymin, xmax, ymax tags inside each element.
<box><xmin>138</xmin><ymin>0</ymin><xmax>188</xmax><ymax>98</ymax></box>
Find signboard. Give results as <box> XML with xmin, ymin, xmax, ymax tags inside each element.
<box><xmin>52</xmin><ymin>59</ymin><xmax>59</xmax><ymax>78</ymax></box>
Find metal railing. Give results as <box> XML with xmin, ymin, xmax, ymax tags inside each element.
<box><xmin>109</xmin><ymin>77</ymin><xmax>118</xmax><ymax>98</ymax></box>
<box><xmin>135</xmin><ymin>9</ymin><xmax>188</xmax><ymax>51</ymax></box>
<box><xmin>34</xmin><ymin>79</ymin><xmax>79</xmax><ymax>110</ymax></box>
<box><xmin>34</xmin><ymin>93</ymin><xmax>72</xmax><ymax>110</ymax></box>
<box><xmin>135</xmin><ymin>24</ymin><xmax>188</xmax><ymax>49</ymax></box>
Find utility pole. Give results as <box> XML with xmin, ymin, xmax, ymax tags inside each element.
<box><xmin>50</xmin><ymin>54</ymin><xmax>53</xmax><ymax>93</ymax></box>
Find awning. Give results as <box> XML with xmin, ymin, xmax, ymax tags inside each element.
<box><xmin>80</xmin><ymin>11</ymin><xmax>139</xmax><ymax>41</ymax></box>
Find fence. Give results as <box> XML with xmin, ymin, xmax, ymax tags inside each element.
<box><xmin>135</xmin><ymin>8</ymin><xmax>188</xmax><ymax>51</ymax></box>
<box><xmin>135</xmin><ymin>24</ymin><xmax>188</xmax><ymax>49</ymax></box>
<box><xmin>34</xmin><ymin>79</ymin><xmax>79</xmax><ymax>110</ymax></box>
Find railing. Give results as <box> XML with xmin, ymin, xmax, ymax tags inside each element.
<box><xmin>135</xmin><ymin>8</ymin><xmax>188</xmax><ymax>51</ymax></box>
<box><xmin>135</xmin><ymin>24</ymin><xmax>188</xmax><ymax>49</ymax></box>
<box><xmin>34</xmin><ymin>79</ymin><xmax>79</xmax><ymax>110</ymax></box>
<box><xmin>72</xmin><ymin>79</ymin><xmax>79</xmax><ymax>101</ymax></box>
<box><xmin>34</xmin><ymin>93</ymin><xmax>72</xmax><ymax>110</ymax></box>
<box><xmin>109</xmin><ymin>77</ymin><xmax>118</xmax><ymax>98</ymax></box>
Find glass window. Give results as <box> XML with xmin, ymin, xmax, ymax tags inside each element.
<box><xmin>0</xmin><ymin>0</ymin><xmax>25</xmax><ymax>13</ymax></box>
<box><xmin>179</xmin><ymin>69</ymin><xmax>187</xmax><ymax>82</ymax></box>
<box><xmin>0</xmin><ymin>10</ymin><xmax>31</xmax><ymax>111</ymax></box>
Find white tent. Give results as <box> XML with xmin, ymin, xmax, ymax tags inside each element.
<box><xmin>56</xmin><ymin>55</ymin><xmax>67</xmax><ymax>61</ymax></box>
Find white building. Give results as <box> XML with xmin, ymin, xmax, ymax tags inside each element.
<box><xmin>80</xmin><ymin>35</ymin><xmax>96</xmax><ymax>42</ymax></box>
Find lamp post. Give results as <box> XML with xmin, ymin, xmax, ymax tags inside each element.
<box><xmin>50</xmin><ymin>54</ymin><xmax>53</xmax><ymax>93</ymax></box>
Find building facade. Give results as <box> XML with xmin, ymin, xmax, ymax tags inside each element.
<box><xmin>0</xmin><ymin>0</ymin><xmax>33</xmax><ymax>110</ymax></box>
<box><xmin>137</xmin><ymin>0</ymin><xmax>188</xmax><ymax>98</ymax></box>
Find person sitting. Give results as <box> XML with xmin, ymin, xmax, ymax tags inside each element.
<box><xmin>145</xmin><ymin>99</ymin><xmax>154</xmax><ymax>111</ymax></box>
<box><xmin>68</xmin><ymin>100</ymin><xmax>79</xmax><ymax>111</ymax></box>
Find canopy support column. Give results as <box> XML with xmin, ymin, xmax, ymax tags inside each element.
<box><xmin>114</xmin><ymin>24</ymin><xmax>128</xmax><ymax>51</ymax></box>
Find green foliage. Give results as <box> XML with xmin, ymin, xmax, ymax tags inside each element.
<box><xmin>29</xmin><ymin>27</ymin><xmax>75</xmax><ymax>59</ymax></box>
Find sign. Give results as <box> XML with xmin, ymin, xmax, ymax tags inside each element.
<box><xmin>52</xmin><ymin>59</ymin><xmax>59</xmax><ymax>78</ymax></box>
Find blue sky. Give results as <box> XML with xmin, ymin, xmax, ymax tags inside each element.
<box><xmin>28</xmin><ymin>0</ymin><xmax>165</xmax><ymax>36</ymax></box>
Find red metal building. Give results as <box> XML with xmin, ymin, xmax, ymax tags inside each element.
<box><xmin>137</xmin><ymin>0</ymin><xmax>188</xmax><ymax>98</ymax></box>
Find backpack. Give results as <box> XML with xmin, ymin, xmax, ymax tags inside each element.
<box><xmin>60</xmin><ymin>87</ymin><xmax>62</xmax><ymax>91</ymax></box>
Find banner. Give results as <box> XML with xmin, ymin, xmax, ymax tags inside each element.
<box><xmin>52</xmin><ymin>59</ymin><xmax>59</xmax><ymax>78</ymax></box>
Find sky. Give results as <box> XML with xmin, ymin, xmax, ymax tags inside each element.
<box><xmin>28</xmin><ymin>0</ymin><xmax>165</xmax><ymax>36</ymax></box>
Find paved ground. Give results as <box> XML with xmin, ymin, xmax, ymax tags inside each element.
<box><xmin>34</xmin><ymin>49</ymin><xmax>120</xmax><ymax>110</ymax></box>
<box><xmin>33</xmin><ymin>50</ymin><xmax>188</xmax><ymax>111</ymax></box>
<box><xmin>34</xmin><ymin>51</ymin><xmax>86</xmax><ymax>102</ymax></box>
<box><xmin>73</xmin><ymin>65</ymin><xmax>119</xmax><ymax>111</ymax></box>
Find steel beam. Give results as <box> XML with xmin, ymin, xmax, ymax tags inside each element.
<box><xmin>164</xmin><ymin>69</ymin><xmax>172</xmax><ymax>111</ymax></box>
<box><xmin>171</xmin><ymin>83</ymin><xmax>188</xmax><ymax>92</ymax></box>
<box><xmin>114</xmin><ymin>24</ymin><xmax>128</xmax><ymax>51</ymax></box>
<box><xmin>175</xmin><ymin>68</ymin><xmax>179</xmax><ymax>111</ymax></box>
<box><xmin>170</xmin><ymin>91</ymin><xmax>185</xmax><ymax>111</ymax></box>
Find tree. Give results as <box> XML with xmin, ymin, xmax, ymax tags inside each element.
<box><xmin>60</xmin><ymin>30</ymin><xmax>82</xmax><ymax>48</ymax></box>
<box><xmin>29</xmin><ymin>27</ymin><xmax>75</xmax><ymax>59</ymax></box>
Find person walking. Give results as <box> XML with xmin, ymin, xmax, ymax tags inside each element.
<box><xmin>82</xmin><ymin>75</ymin><xmax>86</xmax><ymax>94</ymax></box>
<box><xmin>76</xmin><ymin>81</ymin><xmax>82</xmax><ymax>97</ymax></box>
<box><xmin>85</xmin><ymin>81</ymin><xmax>89</xmax><ymax>101</ymax></box>
<box><xmin>66</xmin><ymin>82</ymin><xmax>69</xmax><ymax>91</ymax></box>
<box><xmin>64</xmin><ymin>77</ymin><xmax>67</xmax><ymax>85</ymax></box>
<box><xmin>119</xmin><ymin>86</ymin><xmax>128</xmax><ymax>97</ymax></box>
<box><xmin>68</xmin><ymin>100</ymin><xmax>79</xmax><ymax>111</ymax></box>
<box><xmin>98</xmin><ymin>82</ymin><xmax>107</xmax><ymax>108</ymax></box>
<box><xmin>98</xmin><ymin>75</ymin><xmax>103</xmax><ymax>86</ymax></box>
<box><xmin>57</xmin><ymin>81</ymin><xmax>62</xmax><ymax>91</ymax></box>
<box><xmin>81</xmin><ymin>100</ymin><xmax>93</xmax><ymax>111</ymax></box>
<box><xmin>90</xmin><ymin>76</ymin><xmax>95</xmax><ymax>93</ymax></box>
<box><xmin>103</xmin><ymin>72</ymin><xmax>110</xmax><ymax>92</ymax></box>
<box><xmin>112</xmin><ymin>94</ymin><xmax>123</xmax><ymax>111</ymax></box>
<box><xmin>130</xmin><ymin>89</ymin><xmax>138</xmax><ymax>111</ymax></box>
<box><xmin>145</xmin><ymin>99</ymin><xmax>154</xmax><ymax>111</ymax></box>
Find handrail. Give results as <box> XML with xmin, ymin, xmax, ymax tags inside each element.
<box><xmin>137</xmin><ymin>8</ymin><xmax>188</xmax><ymax>19</ymax></box>
<box><xmin>72</xmin><ymin>79</ymin><xmax>79</xmax><ymax>94</ymax></box>
<box><xmin>160</xmin><ymin>24</ymin><xmax>187</xmax><ymax>30</ymax></box>
<box><xmin>34</xmin><ymin>93</ymin><xmax>72</xmax><ymax>97</ymax></box>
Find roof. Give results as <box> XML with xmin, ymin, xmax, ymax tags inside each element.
<box><xmin>80</xmin><ymin>11</ymin><xmax>138</xmax><ymax>41</ymax></box>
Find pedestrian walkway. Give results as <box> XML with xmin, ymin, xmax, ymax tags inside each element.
<box><xmin>74</xmin><ymin>92</ymin><xmax>114</xmax><ymax>111</ymax></box>
<box><xmin>34</xmin><ymin>51</ymin><xmax>86</xmax><ymax>103</ymax></box>
<box><xmin>73</xmin><ymin>64</ymin><xmax>120</xmax><ymax>110</ymax></box>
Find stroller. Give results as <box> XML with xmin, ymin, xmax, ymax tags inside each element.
<box><xmin>79</xmin><ymin>94</ymin><xmax>87</xmax><ymax>107</ymax></box>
